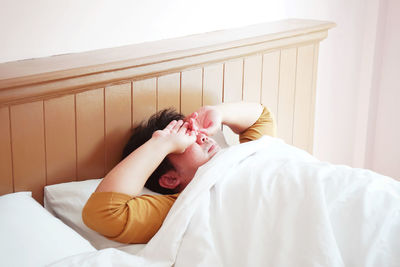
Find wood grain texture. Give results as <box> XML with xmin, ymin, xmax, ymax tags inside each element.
<box><xmin>10</xmin><ymin>101</ymin><xmax>46</xmax><ymax>203</ymax></box>
<box><xmin>0</xmin><ymin>106</ymin><xmax>13</xmax><ymax>195</ymax></box>
<box><xmin>293</xmin><ymin>44</ymin><xmax>315</xmax><ymax>152</ymax></box>
<box><xmin>203</xmin><ymin>64</ymin><xmax>223</xmax><ymax>106</ymax></box>
<box><xmin>105</xmin><ymin>83</ymin><xmax>132</xmax><ymax>174</ymax></box>
<box><xmin>277</xmin><ymin>48</ymin><xmax>297</xmax><ymax>144</ymax></box>
<box><xmin>133</xmin><ymin>78</ymin><xmax>157</xmax><ymax>125</ymax></box>
<box><xmin>243</xmin><ymin>55</ymin><xmax>262</xmax><ymax>102</ymax></box>
<box><xmin>261</xmin><ymin>51</ymin><xmax>280</xmax><ymax>119</ymax></box>
<box><xmin>157</xmin><ymin>73</ymin><xmax>180</xmax><ymax>112</ymax></box>
<box><xmin>76</xmin><ymin>88</ymin><xmax>105</xmax><ymax>180</ymax></box>
<box><xmin>181</xmin><ymin>69</ymin><xmax>202</xmax><ymax>115</ymax></box>
<box><xmin>44</xmin><ymin>95</ymin><xmax>76</xmax><ymax>185</ymax></box>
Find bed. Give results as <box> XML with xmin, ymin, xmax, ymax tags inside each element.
<box><xmin>1</xmin><ymin>19</ymin><xmax>399</xmax><ymax>267</ymax></box>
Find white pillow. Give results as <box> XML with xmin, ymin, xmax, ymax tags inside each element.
<box><xmin>43</xmin><ymin>131</ymin><xmax>228</xmax><ymax>250</ymax></box>
<box><xmin>0</xmin><ymin>192</ymin><xmax>96</xmax><ymax>267</ymax></box>
<box><xmin>44</xmin><ymin>179</ymin><xmax>158</xmax><ymax>249</ymax></box>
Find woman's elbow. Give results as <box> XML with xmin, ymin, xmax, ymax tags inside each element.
<box><xmin>82</xmin><ymin>194</ymin><xmax>129</xmax><ymax>238</ymax></box>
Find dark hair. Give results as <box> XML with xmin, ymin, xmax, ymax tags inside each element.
<box><xmin>122</xmin><ymin>108</ymin><xmax>184</xmax><ymax>194</ymax></box>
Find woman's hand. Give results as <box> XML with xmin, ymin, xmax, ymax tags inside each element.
<box><xmin>186</xmin><ymin>106</ymin><xmax>222</xmax><ymax>137</ymax></box>
<box><xmin>152</xmin><ymin>120</ymin><xmax>196</xmax><ymax>154</ymax></box>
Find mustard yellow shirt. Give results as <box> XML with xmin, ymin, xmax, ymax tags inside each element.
<box><xmin>82</xmin><ymin>106</ymin><xmax>276</xmax><ymax>244</ymax></box>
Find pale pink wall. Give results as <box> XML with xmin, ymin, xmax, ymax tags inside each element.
<box><xmin>284</xmin><ymin>0</ymin><xmax>400</xmax><ymax>179</ymax></box>
<box><xmin>0</xmin><ymin>0</ymin><xmax>285</xmax><ymax>63</ymax></box>
<box><xmin>366</xmin><ymin>0</ymin><xmax>400</xmax><ymax>179</ymax></box>
<box><xmin>283</xmin><ymin>0</ymin><xmax>381</xmax><ymax>167</ymax></box>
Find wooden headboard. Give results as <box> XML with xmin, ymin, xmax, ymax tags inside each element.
<box><xmin>0</xmin><ymin>19</ymin><xmax>335</xmax><ymax>203</ymax></box>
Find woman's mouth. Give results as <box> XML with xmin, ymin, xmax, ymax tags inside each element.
<box><xmin>208</xmin><ymin>144</ymin><xmax>215</xmax><ymax>153</ymax></box>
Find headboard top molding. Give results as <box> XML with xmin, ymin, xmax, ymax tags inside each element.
<box><xmin>0</xmin><ymin>19</ymin><xmax>335</xmax><ymax>106</ymax></box>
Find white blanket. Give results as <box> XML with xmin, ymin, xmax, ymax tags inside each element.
<box><xmin>50</xmin><ymin>136</ymin><xmax>400</xmax><ymax>267</ymax></box>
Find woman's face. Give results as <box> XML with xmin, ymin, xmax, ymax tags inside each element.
<box><xmin>168</xmin><ymin>132</ymin><xmax>220</xmax><ymax>189</ymax></box>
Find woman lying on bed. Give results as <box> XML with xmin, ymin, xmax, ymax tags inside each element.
<box><xmin>82</xmin><ymin>102</ymin><xmax>275</xmax><ymax>244</ymax></box>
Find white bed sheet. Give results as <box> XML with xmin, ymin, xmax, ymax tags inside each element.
<box><xmin>50</xmin><ymin>136</ymin><xmax>400</xmax><ymax>267</ymax></box>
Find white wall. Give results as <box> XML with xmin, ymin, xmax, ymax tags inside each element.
<box><xmin>0</xmin><ymin>0</ymin><xmax>398</xmax><ymax>178</ymax></box>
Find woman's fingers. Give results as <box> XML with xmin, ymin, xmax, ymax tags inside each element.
<box><xmin>167</xmin><ymin>120</ymin><xmax>196</xmax><ymax>135</ymax></box>
<box><xmin>164</xmin><ymin>120</ymin><xmax>177</xmax><ymax>131</ymax></box>
<box><xmin>187</xmin><ymin>129</ymin><xmax>197</xmax><ymax>142</ymax></box>
<box><xmin>180</xmin><ymin>123</ymin><xmax>196</xmax><ymax>138</ymax></box>
<box><xmin>178</xmin><ymin>122</ymin><xmax>189</xmax><ymax>133</ymax></box>
<box><xmin>172</xmin><ymin>120</ymin><xmax>183</xmax><ymax>131</ymax></box>
<box><xmin>200</xmin><ymin>123</ymin><xmax>219</xmax><ymax>136</ymax></box>
<box><xmin>190</xmin><ymin>118</ymin><xmax>199</xmax><ymax>131</ymax></box>
<box><xmin>199</xmin><ymin>128</ymin><xmax>209</xmax><ymax>135</ymax></box>
<box><xmin>189</xmin><ymin>112</ymin><xmax>198</xmax><ymax>120</ymax></box>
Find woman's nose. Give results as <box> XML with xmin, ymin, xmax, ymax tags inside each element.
<box><xmin>196</xmin><ymin>133</ymin><xmax>208</xmax><ymax>144</ymax></box>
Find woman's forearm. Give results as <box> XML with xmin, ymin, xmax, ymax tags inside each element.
<box><xmin>215</xmin><ymin>102</ymin><xmax>263</xmax><ymax>134</ymax></box>
<box><xmin>95</xmin><ymin>137</ymin><xmax>172</xmax><ymax>196</ymax></box>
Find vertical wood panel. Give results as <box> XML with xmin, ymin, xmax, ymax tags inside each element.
<box><xmin>243</xmin><ymin>55</ymin><xmax>262</xmax><ymax>102</ymax></box>
<box><xmin>293</xmin><ymin>44</ymin><xmax>315</xmax><ymax>152</ymax></box>
<box><xmin>309</xmin><ymin>43</ymin><xmax>320</xmax><ymax>154</ymax></box>
<box><xmin>133</xmin><ymin>78</ymin><xmax>157</xmax><ymax>125</ymax></box>
<box><xmin>223</xmin><ymin>59</ymin><xmax>243</xmax><ymax>103</ymax></box>
<box><xmin>158</xmin><ymin>73</ymin><xmax>180</xmax><ymax>112</ymax></box>
<box><xmin>261</xmin><ymin>51</ymin><xmax>280</xmax><ymax>119</ymax></box>
<box><xmin>181</xmin><ymin>68</ymin><xmax>202</xmax><ymax>115</ymax></box>
<box><xmin>0</xmin><ymin>106</ymin><xmax>13</xmax><ymax>195</ymax></box>
<box><xmin>277</xmin><ymin>48</ymin><xmax>297</xmax><ymax>144</ymax></box>
<box><xmin>105</xmin><ymin>83</ymin><xmax>132</xmax><ymax>174</ymax></box>
<box><xmin>223</xmin><ymin>59</ymin><xmax>244</xmax><ymax>146</ymax></box>
<box><xmin>203</xmin><ymin>63</ymin><xmax>223</xmax><ymax>106</ymax></box>
<box><xmin>10</xmin><ymin>101</ymin><xmax>46</xmax><ymax>203</ymax></box>
<box><xmin>76</xmin><ymin>88</ymin><xmax>105</xmax><ymax>180</ymax></box>
<box><xmin>44</xmin><ymin>95</ymin><xmax>76</xmax><ymax>185</ymax></box>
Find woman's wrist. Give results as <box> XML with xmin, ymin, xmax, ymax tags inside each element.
<box><xmin>148</xmin><ymin>136</ymin><xmax>176</xmax><ymax>155</ymax></box>
<box><xmin>214</xmin><ymin>103</ymin><xmax>235</xmax><ymax>127</ymax></box>
<box><xmin>213</xmin><ymin>102</ymin><xmax>263</xmax><ymax>134</ymax></box>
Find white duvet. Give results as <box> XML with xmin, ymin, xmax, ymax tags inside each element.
<box><xmin>50</xmin><ymin>136</ymin><xmax>400</xmax><ymax>267</ymax></box>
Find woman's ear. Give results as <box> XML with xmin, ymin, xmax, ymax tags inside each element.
<box><xmin>159</xmin><ymin>171</ymin><xmax>180</xmax><ymax>189</ymax></box>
